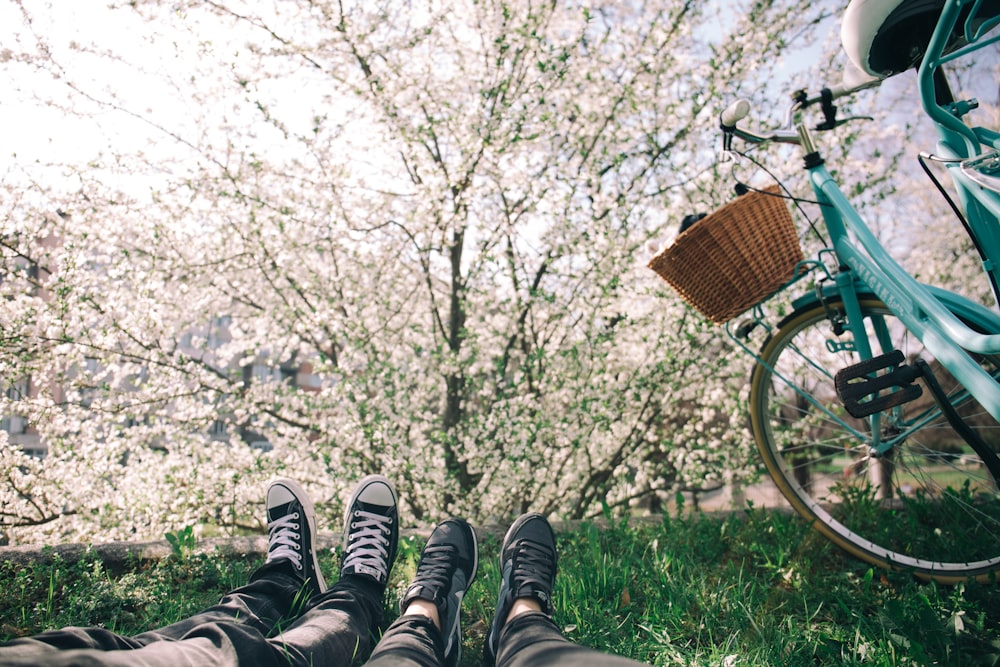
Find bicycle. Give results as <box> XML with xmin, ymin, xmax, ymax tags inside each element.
<box><xmin>650</xmin><ymin>0</ymin><xmax>1000</xmax><ymax>582</ymax></box>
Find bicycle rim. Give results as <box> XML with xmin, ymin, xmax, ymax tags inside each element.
<box><xmin>749</xmin><ymin>297</ymin><xmax>1000</xmax><ymax>581</ymax></box>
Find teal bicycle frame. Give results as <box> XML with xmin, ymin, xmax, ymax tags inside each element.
<box><xmin>730</xmin><ymin>0</ymin><xmax>1000</xmax><ymax>435</ymax></box>
<box><xmin>710</xmin><ymin>0</ymin><xmax>1000</xmax><ymax>579</ymax></box>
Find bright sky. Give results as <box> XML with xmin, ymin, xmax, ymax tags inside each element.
<box><xmin>2</xmin><ymin>0</ymin><xmax>994</xmax><ymax>196</ymax></box>
<box><xmin>0</xmin><ymin>0</ymin><xmax>349</xmax><ymax>203</ymax></box>
<box><xmin>0</xmin><ymin>1</ymin><xmax>174</xmax><ymax>165</ymax></box>
<box><xmin>0</xmin><ymin>0</ymin><xmax>831</xmax><ymax>162</ymax></box>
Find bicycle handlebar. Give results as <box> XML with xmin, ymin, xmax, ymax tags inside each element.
<box><xmin>721</xmin><ymin>99</ymin><xmax>802</xmax><ymax>146</ymax></box>
<box><xmin>720</xmin><ymin>66</ymin><xmax>882</xmax><ymax>148</ymax></box>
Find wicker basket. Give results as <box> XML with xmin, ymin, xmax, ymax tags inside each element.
<box><xmin>649</xmin><ymin>185</ymin><xmax>802</xmax><ymax>324</ymax></box>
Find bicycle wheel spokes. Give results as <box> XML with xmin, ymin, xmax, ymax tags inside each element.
<box><xmin>750</xmin><ymin>297</ymin><xmax>1000</xmax><ymax>580</ymax></box>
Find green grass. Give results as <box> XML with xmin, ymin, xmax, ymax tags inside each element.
<box><xmin>3</xmin><ymin>507</ymin><xmax>1000</xmax><ymax>665</ymax></box>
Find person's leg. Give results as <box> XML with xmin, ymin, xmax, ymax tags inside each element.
<box><xmin>0</xmin><ymin>477</ymin><xmax>324</xmax><ymax>665</ymax></box>
<box><xmin>363</xmin><ymin>611</ymin><xmax>443</xmax><ymax>667</ymax></box>
<box><xmin>0</xmin><ymin>476</ymin><xmax>398</xmax><ymax>667</ymax></box>
<box><xmin>496</xmin><ymin>611</ymin><xmax>649</xmax><ymax>667</ymax></box>
<box><xmin>485</xmin><ymin>513</ymin><xmax>650</xmax><ymax>667</ymax></box>
<box><xmin>265</xmin><ymin>474</ymin><xmax>400</xmax><ymax>666</ymax></box>
<box><xmin>139</xmin><ymin>477</ymin><xmax>329</xmax><ymax>642</ymax></box>
<box><xmin>365</xmin><ymin>518</ymin><xmax>478</xmax><ymax>667</ymax></box>
<box><xmin>0</xmin><ymin>557</ymin><xmax>309</xmax><ymax>662</ymax></box>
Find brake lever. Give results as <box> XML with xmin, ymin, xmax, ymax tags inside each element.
<box><xmin>806</xmin><ymin>86</ymin><xmax>875</xmax><ymax>131</ymax></box>
<box><xmin>816</xmin><ymin>88</ymin><xmax>838</xmax><ymax>131</ymax></box>
<box><xmin>815</xmin><ymin>115</ymin><xmax>875</xmax><ymax>131</ymax></box>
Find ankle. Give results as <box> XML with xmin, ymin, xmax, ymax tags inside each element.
<box><xmin>504</xmin><ymin>597</ymin><xmax>543</xmax><ymax>625</ymax></box>
<box><xmin>402</xmin><ymin>597</ymin><xmax>442</xmax><ymax>630</ymax></box>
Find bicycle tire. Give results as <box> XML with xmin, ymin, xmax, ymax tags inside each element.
<box><xmin>749</xmin><ymin>296</ymin><xmax>1000</xmax><ymax>582</ymax></box>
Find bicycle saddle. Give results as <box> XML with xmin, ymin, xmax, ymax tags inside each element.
<box><xmin>841</xmin><ymin>0</ymin><xmax>1000</xmax><ymax>77</ymax></box>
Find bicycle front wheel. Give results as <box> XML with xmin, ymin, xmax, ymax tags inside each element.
<box><xmin>749</xmin><ymin>297</ymin><xmax>1000</xmax><ymax>581</ymax></box>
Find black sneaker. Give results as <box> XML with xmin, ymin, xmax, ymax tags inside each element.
<box><xmin>485</xmin><ymin>513</ymin><xmax>557</xmax><ymax>665</ymax></box>
<box><xmin>340</xmin><ymin>474</ymin><xmax>399</xmax><ymax>588</ymax></box>
<box><xmin>265</xmin><ymin>478</ymin><xmax>326</xmax><ymax>595</ymax></box>
<box><xmin>400</xmin><ymin>519</ymin><xmax>478</xmax><ymax>667</ymax></box>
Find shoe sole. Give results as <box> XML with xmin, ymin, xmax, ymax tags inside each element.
<box><xmin>270</xmin><ymin>477</ymin><xmax>326</xmax><ymax>592</ymax></box>
<box><xmin>445</xmin><ymin>521</ymin><xmax>478</xmax><ymax>667</ymax></box>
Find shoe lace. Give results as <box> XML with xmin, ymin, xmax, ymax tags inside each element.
<box><xmin>511</xmin><ymin>539</ymin><xmax>555</xmax><ymax>606</ymax></box>
<box><xmin>267</xmin><ymin>512</ymin><xmax>303</xmax><ymax>570</ymax></box>
<box><xmin>414</xmin><ymin>544</ymin><xmax>456</xmax><ymax>596</ymax></box>
<box><xmin>342</xmin><ymin>509</ymin><xmax>393</xmax><ymax>579</ymax></box>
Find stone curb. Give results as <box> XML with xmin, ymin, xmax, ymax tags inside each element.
<box><xmin>0</xmin><ymin>516</ymin><xmax>681</xmax><ymax>569</ymax></box>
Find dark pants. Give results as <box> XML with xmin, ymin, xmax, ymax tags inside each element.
<box><xmin>0</xmin><ymin>560</ymin><xmax>384</xmax><ymax>667</ymax></box>
<box><xmin>0</xmin><ymin>564</ymin><xmax>648</xmax><ymax>667</ymax></box>
<box><xmin>365</xmin><ymin>611</ymin><xmax>649</xmax><ymax>667</ymax></box>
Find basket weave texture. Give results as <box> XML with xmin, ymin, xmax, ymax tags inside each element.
<box><xmin>649</xmin><ymin>185</ymin><xmax>802</xmax><ymax>324</ymax></box>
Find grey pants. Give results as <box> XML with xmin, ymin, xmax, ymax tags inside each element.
<box><xmin>367</xmin><ymin>611</ymin><xmax>650</xmax><ymax>667</ymax></box>
<box><xmin>0</xmin><ymin>560</ymin><xmax>383</xmax><ymax>667</ymax></box>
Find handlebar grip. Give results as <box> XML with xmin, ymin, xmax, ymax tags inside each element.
<box><xmin>720</xmin><ymin>99</ymin><xmax>751</xmax><ymax>128</ymax></box>
<box><xmin>824</xmin><ymin>64</ymin><xmax>883</xmax><ymax>100</ymax></box>
<box><xmin>827</xmin><ymin>79</ymin><xmax>881</xmax><ymax>100</ymax></box>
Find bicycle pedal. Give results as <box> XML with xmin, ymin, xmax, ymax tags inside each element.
<box><xmin>834</xmin><ymin>350</ymin><xmax>923</xmax><ymax>418</ymax></box>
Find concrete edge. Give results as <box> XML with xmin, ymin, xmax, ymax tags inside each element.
<box><xmin>0</xmin><ymin>515</ymin><xmax>696</xmax><ymax>569</ymax></box>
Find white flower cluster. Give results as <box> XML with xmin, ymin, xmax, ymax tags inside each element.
<box><xmin>0</xmin><ymin>0</ymin><xmax>960</xmax><ymax>544</ymax></box>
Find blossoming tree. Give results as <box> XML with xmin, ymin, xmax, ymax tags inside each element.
<box><xmin>0</xmin><ymin>0</ymin><xmax>971</xmax><ymax>544</ymax></box>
